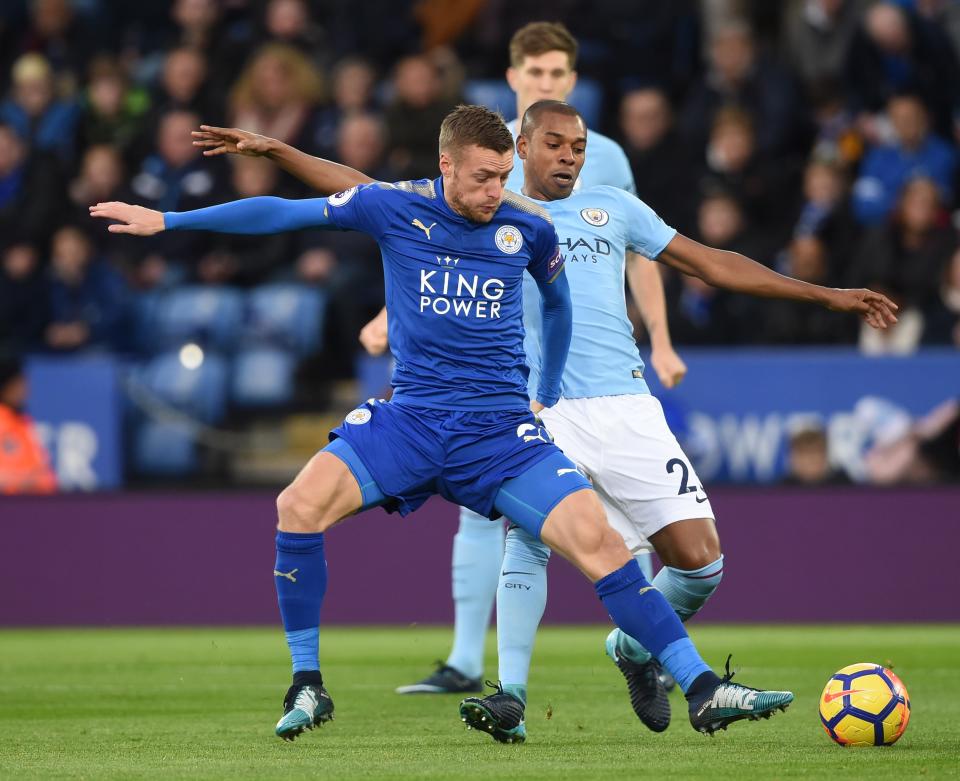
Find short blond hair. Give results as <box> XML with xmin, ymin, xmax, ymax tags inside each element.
<box><xmin>438</xmin><ymin>104</ymin><xmax>513</xmax><ymax>158</ymax></box>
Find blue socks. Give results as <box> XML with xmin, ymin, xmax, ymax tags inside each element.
<box><xmin>614</xmin><ymin>556</ymin><xmax>724</xmax><ymax>667</ymax></box>
<box><xmin>595</xmin><ymin>558</ymin><xmax>713</xmax><ymax>693</ymax></box>
<box><xmin>446</xmin><ymin>509</ymin><xmax>505</xmax><ymax>680</ymax></box>
<box><xmin>275</xmin><ymin>531</ymin><xmax>327</xmax><ymax>675</ymax></box>
<box><xmin>496</xmin><ymin>526</ymin><xmax>551</xmax><ymax>704</ymax></box>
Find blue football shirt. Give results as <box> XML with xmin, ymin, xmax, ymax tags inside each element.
<box><xmin>323</xmin><ymin>177</ymin><xmax>563</xmax><ymax>411</ymax></box>
<box><xmin>506</xmin><ymin>119</ymin><xmax>636</xmax><ymax>195</ymax></box>
<box><xmin>522</xmin><ymin>186</ymin><xmax>677</xmax><ymax>400</ymax></box>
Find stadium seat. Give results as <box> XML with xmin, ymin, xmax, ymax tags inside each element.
<box><xmin>137</xmin><ymin>350</ymin><xmax>229</xmax><ymax>424</ymax></box>
<box><xmin>132</xmin><ymin>420</ymin><xmax>198</xmax><ymax>476</ymax></box>
<box><xmin>231</xmin><ymin>346</ymin><xmax>297</xmax><ymax>407</ymax></box>
<box><xmin>152</xmin><ymin>286</ymin><xmax>245</xmax><ymax>353</ymax></box>
<box><xmin>462</xmin><ymin>78</ymin><xmax>603</xmax><ymax>128</ymax></box>
<box><xmin>243</xmin><ymin>283</ymin><xmax>326</xmax><ymax>356</ymax></box>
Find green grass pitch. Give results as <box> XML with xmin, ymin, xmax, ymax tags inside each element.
<box><xmin>1</xmin><ymin>625</ymin><xmax>958</xmax><ymax>780</ymax></box>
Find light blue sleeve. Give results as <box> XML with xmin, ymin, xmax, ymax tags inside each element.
<box><xmin>619</xmin><ymin>191</ymin><xmax>677</xmax><ymax>259</ymax></box>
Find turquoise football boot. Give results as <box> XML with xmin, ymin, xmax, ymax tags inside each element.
<box><xmin>275</xmin><ymin>683</ymin><xmax>334</xmax><ymax>741</ymax></box>
<box><xmin>688</xmin><ymin>656</ymin><xmax>793</xmax><ymax>735</ymax></box>
<box><xmin>459</xmin><ymin>682</ymin><xmax>527</xmax><ymax>744</ymax></box>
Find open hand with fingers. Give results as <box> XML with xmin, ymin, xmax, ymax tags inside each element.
<box><xmin>89</xmin><ymin>202</ymin><xmax>165</xmax><ymax>236</ymax></box>
<box><xmin>825</xmin><ymin>288</ymin><xmax>899</xmax><ymax>330</ymax></box>
<box><xmin>191</xmin><ymin>125</ymin><xmax>274</xmax><ymax>157</ymax></box>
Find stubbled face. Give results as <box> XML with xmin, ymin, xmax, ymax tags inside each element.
<box><xmin>440</xmin><ymin>144</ymin><xmax>514</xmax><ymax>223</ymax></box>
<box><xmin>516</xmin><ymin>111</ymin><xmax>586</xmax><ymax>201</ymax></box>
<box><xmin>507</xmin><ymin>51</ymin><xmax>576</xmax><ymax>116</ymax></box>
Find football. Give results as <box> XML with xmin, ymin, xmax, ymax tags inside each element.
<box><xmin>819</xmin><ymin>663</ymin><xmax>911</xmax><ymax>746</ymax></box>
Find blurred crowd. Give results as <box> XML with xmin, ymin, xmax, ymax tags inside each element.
<box><xmin>2</xmin><ymin>0</ymin><xmax>960</xmax><ymax>376</ymax></box>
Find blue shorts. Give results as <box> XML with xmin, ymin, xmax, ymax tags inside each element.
<box><xmin>325</xmin><ymin>400</ymin><xmax>591</xmax><ymax>538</ymax></box>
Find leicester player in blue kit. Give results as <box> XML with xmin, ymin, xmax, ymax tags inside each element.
<box><xmin>92</xmin><ymin>105</ymin><xmax>806</xmax><ymax>743</ymax></box>
<box><xmin>336</xmin><ymin>22</ymin><xmax>687</xmax><ymax>698</ymax></box>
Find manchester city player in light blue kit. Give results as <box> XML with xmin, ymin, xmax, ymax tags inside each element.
<box><xmin>92</xmin><ymin>105</ymin><xmax>806</xmax><ymax>743</ymax></box>
<box><xmin>459</xmin><ymin>102</ymin><xmax>895</xmax><ymax>742</ymax></box>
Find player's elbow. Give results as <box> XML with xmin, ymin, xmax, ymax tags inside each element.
<box><xmin>690</xmin><ymin>251</ymin><xmax>730</xmax><ymax>288</ymax></box>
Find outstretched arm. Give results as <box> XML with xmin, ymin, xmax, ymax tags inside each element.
<box><xmin>626</xmin><ymin>252</ymin><xmax>687</xmax><ymax>388</ymax></box>
<box><xmin>192</xmin><ymin>125</ymin><xmax>374</xmax><ymax>195</ymax></box>
<box><xmin>658</xmin><ymin>234</ymin><xmax>899</xmax><ymax>330</ymax></box>
<box><xmin>90</xmin><ymin>196</ymin><xmax>334</xmax><ymax>236</ymax></box>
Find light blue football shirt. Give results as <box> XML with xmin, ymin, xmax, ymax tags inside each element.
<box><xmin>506</xmin><ymin>119</ymin><xmax>636</xmax><ymax>195</ymax></box>
<box><xmin>522</xmin><ymin>186</ymin><xmax>677</xmax><ymax>400</ymax></box>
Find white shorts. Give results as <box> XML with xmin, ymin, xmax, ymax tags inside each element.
<box><xmin>538</xmin><ymin>394</ymin><xmax>715</xmax><ymax>554</ymax></box>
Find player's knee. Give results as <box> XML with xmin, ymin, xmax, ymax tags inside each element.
<box><xmin>655</xmin><ymin>518</ymin><xmax>721</xmax><ymax>570</ymax></box>
<box><xmin>675</xmin><ymin>541</ymin><xmax>722</xmax><ymax>571</ymax></box>
<box><xmin>576</xmin><ymin>515</ymin><xmax>628</xmax><ymax>561</ymax></box>
<box><xmin>276</xmin><ymin>485</ymin><xmax>335</xmax><ymax>533</ymax></box>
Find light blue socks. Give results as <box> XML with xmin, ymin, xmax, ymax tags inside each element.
<box><xmin>445</xmin><ymin>508</ymin><xmax>505</xmax><ymax>680</ymax></box>
<box><xmin>496</xmin><ymin>525</ymin><xmax>550</xmax><ymax>703</ymax></box>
